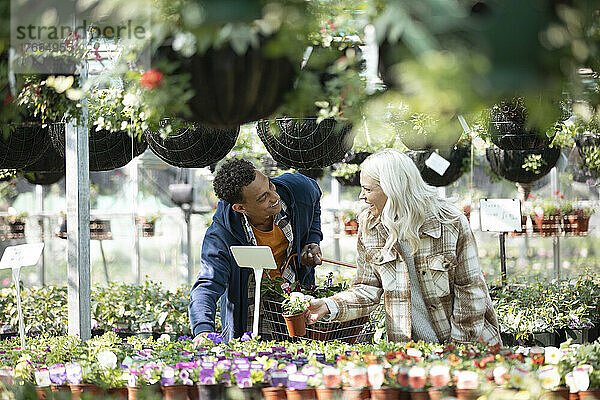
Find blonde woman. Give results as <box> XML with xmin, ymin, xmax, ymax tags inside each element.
<box><xmin>306</xmin><ymin>149</ymin><xmax>501</xmax><ymax>344</ymax></box>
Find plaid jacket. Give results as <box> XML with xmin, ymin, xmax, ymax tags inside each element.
<box><xmin>329</xmin><ymin>209</ymin><xmax>501</xmax><ymax>345</ymax></box>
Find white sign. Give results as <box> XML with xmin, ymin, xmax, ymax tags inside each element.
<box><xmin>479</xmin><ymin>199</ymin><xmax>522</xmax><ymax>232</ymax></box>
<box><xmin>0</xmin><ymin>243</ymin><xmax>45</xmax><ymax>269</ymax></box>
<box><xmin>425</xmin><ymin>152</ymin><xmax>450</xmax><ymax>176</ymax></box>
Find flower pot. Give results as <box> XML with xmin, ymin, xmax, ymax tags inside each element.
<box><xmin>145</xmin><ymin>122</ymin><xmax>239</xmax><ymax>168</ymax></box>
<box><xmin>35</xmin><ymin>386</ymin><xmax>51</xmax><ymax>400</ymax></box>
<box><xmin>49</xmin><ymin>123</ymin><xmax>147</xmax><ymax>171</ymax></box>
<box><xmin>283</xmin><ymin>312</ymin><xmax>306</xmax><ymax>337</ymax></box>
<box><xmin>563</xmin><ymin>215</ymin><xmax>577</xmax><ymax>234</ymax></box>
<box><xmin>257</xmin><ymin>117</ymin><xmax>353</xmax><ymax>169</ymax></box>
<box><xmin>141</xmin><ymin>222</ymin><xmax>156</xmax><ymax>237</ymax></box>
<box><xmin>106</xmin><ymin>387</ymin><xmax>128</xmax><ymax>399</ymax></box>
<box><xmin>489</xmin><ymin>98</ymin><xmax>551</xmax><ymax>150</ymax></box>
<box><xmin>50</xmin><ymin>384</ymin><xmax>70</xmax><ymax>394</ymax></box>
<box><xmin>7</xmin><ymin>221</ymin><xmax>25</xmax><ymax>239</ymax></box>
<box><xmin>342</xmin><ymin>387</ymin><xmax>369</xmax><ymax>400</ymax></box>
<box><xmin>556</xmin><ymin>328</ymin><xmax>590</xmax><ymax>345</ymax></box>
<box><xmin>226</xmin><ymin>386</ymin><xmax>264</xmax><ymax>400</ymax></box>
<box><xmin>454</xmin><ymin>389</ymin><xmax>480</xmax><ymax>400</ymax></box>
<box><xmin>486</xmin><ymin>146</ymin><xmax>561</xmax><ymax>184</ymax></box>
<box><xmin>405</xmin><ymin>146</ymin><xmax>470</xmax><ymax>187</ymax></box>
<box><xmin>161</xmin><ymin>384</ymin><xmax>189</xmax><ymax>400</ymax></box>
<box><xmin>286</xmin><ymin>388</ymin><xmax>317</xmax><ymax>400</ymax></box>
<box><xmin>578</xmin><ymin>390</ymin><xmax>600</xmax><ymax>400</ymax></box>
<box><xmin>187</xmin><ymin>385</ymin><xmax>199</xmax><ymax>400</ymax></box>
<box><xmin>576</xmin><ymin>215</ymin><xmax>591</xmax><ymax>234</ymax></box>
<box><xmin>533</xmin><ymin>331</ymin><xmax>557</xmax><ymax>347</ymax></box>
<box><xmin>262</xmin><ymin>386</ymin><xmax>287</xmax><ymax>400</ymax></box>
<box><xmin>343</xmin><ymin>219</ymin><xmax>359</xmax><ymax>235</ymax></box>
<box><xmin>370</xmin><ymin>388</ymin><xmax>402</xmax><ymax>400</ymax></box>
<box><xmin>197</xmin><ymin>384</ymin><xmax>225</xmax><ymax>399</ymax></box>
<box><xmin>315</xmin><ymin>387</ymin><xmax>342</xmax><ymax>400</ymax></box>
<box><xmin>0</xmin><ymin>122</ymin><xmax>52</xmax><ymax>169</ymax></box>
<box><xmin>428</xmin><ymin>388</ymin><xmax>456</xmax><ymax>400</ymax></box>
<box><xmin>70</xmin><ymin>383</ymin><xmax>104</xmax><ymax>399</ymax></box>
<box><xmin>533</xmin><ymin>216</ymin><xmax>560</xmax><ymax>236</ymax></box>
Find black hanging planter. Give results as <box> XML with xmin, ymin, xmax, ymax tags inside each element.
<box><xmin>22</xmin><ymin>141</ymin><xmax>65</xmax><ymax>173</ymax></box>
<box><xmin>0</xmin><ymin>122</ymin><xmax>52</xmax><ymax>169</ymax></box>
<box><xmin>405</xmin><ymin>146</ymin><xmax>470</xmax><ymax>187</ymax></box>
<box><xmin>298</xmin><ymin>168</ymin><xmax>325</xmax><ymax>181</ymax></box>
<box><xmin>488</xmin><ymin>98</ymin><xmax>551</xmax><ymax>150</ymax></box>
<box><xmin>157</xmin><ymin>41</ymin><xmax>297</xmax><ymax>128</ymax></box>
<box><xmin>334</xmin><ymin>151</ymin><xmax>371</xmax><ymax>186</ymax></box>
<box><xmin>575</xmin><ymin>132</ymin><xmax>600</xmax><ymax>158</ymax></box>
<box><xmin>145</xmin><ymin>122</ymin><xmax>240</xmax><ymax>168</ymax></box>
<box><xmin>23</xmin><ymin>172</ymin><xmax>64</xmax><ymax>186</ymax></box>
<box><xmin>49</xmin><ymin>123</ymin><xmax>148</xmax><ymax>171</ymax></box>
<box><xmin>486</xmin><ymin>146</ymin><xmax>561</xmax><ymax>184</ymax></box>
<box><xmin>256</xmin><ymin>117</ymin><xmax>354</xmax><ymax>169</ymax></box>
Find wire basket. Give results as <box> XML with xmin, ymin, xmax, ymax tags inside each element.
<box><xmin>262</xmin><ymin>297</ymin><xmax>385</xmax><ymax>344</ymax></box>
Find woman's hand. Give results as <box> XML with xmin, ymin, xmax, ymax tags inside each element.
<box><xmin>304</xmin><ymin>299</ymin><xmax>330</xmax><ymax>324</ymax></box>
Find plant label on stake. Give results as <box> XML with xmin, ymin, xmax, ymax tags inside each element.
<box><xmin>0</xmin><ymin>243</ymin><xmax>45</xmax><ymax>349</ymax></box>
<box><xmin>230</xmin><ymin>246</ymin><xmax>277</xmax><ymax>337</ymax></box>
<box><xmin>425</xmin><ymin>152</ymin><xmax>450</xmax><ymax>176</ymax></box>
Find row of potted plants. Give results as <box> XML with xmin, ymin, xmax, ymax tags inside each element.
<box><xmin>1</xmin><ymin>332</ymin><xmax>599</xmax><ymax>400</ymax></box>
<box><xmin>519</xmin><ymin>196</ymin><xmax>596</xmax><ymax>236</ymax></box>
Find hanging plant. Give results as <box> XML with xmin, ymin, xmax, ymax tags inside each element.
<box><xmin>405</xmin><ymin>145</ymin><xmax>471</xmax><ymax>187</ymax></box>
<box><xmin>486</xmin><ymin>146</ymin><xmax>561</xmax><ymax>184</ymax></box>
<box><xmin>0</xmin><ymin>122</ymin><xmax>52</xmax><ymax>169</ymax></box>
<box><xmin>145</xmin><ymin>120</ymin><xmax>240</xmax><ymax>168</ymax></box>
<box><xmin>22</xmin><ymin>171</ymin><xmax>64</xmax><ymax>186</ymax></box>
<box><xmin>331</xmin><ymin>151</ymin><xmax>371</xmax><ymax>187</ymax></box>
<box><xmin>256</xmin><ymin>117</ymin><xmax>354</xmax><ymax>169</ymax></box>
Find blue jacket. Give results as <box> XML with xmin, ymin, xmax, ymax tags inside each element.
<box><xmin>189</xmin><ymin>173</ymin><xmax>323</xmax><ymax>342</ymax></box>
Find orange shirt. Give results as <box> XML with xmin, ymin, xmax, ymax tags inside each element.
<box><xmin>251</xmin><ymin>222</ymin><xmax>289</xmax><ymax>279</ymax></box>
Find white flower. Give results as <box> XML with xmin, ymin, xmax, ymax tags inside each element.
<box><xmin>66</xmin><ymin>88</ymin><xmax>83</xmax><ymax>100</ymax></box>
<box><xmin>289</xmin><ymin>292</ymin><xmax>305</xmax><ymax>303</ymax></box>
<box><xmin>367</xmin><ymin>364</ymin><xmax>385</xmax><ymax>389</ymax></box>
<box><xmin>544</xmin><ymin>347</ymin><xmax>562</xmax><ymax>364</ymax></box>
<box><xmin>538</xmin><ymin>366</ymin><xmax>561</xmax><ymax>390</ymax></box>
<box><xmin>172</xmin><ymin>32</ymin><xmax>197</xmax><ymax>57</ymax></box>
<box><xmin>573</xmin><ymin>367</ymin><xmax>590</xmax><ymax>392</ymax></box>
<box><xmin>97</xmin><ymin>350</ymin><xmax>117</xmax><ymax>369</ymax></box>
<box><xmin>121</xmin><ymin>121</ymin><xmax>129</xmax><ymax>130</ymax></box>
<box><xmin>158</xmin><ymin>334</ymin><xmax>171</xmax><ymax>342</ymax></box>
<box><xmin>122</xmin><ymin>93</ymin><xmax>140</xmax><ymax>107</ymax></box>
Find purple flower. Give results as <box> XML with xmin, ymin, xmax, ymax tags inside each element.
<box><xmin>207</xmin><ymin>332</ymin><xmax>223</xmax><ymax>344</ymax></box>
<box><xmin>178</xmin><ymin>335</ymin><xmax>192</xmax><ymax>341</ymax></box>
<box><xmin>241</xmin><ymin>331</ymin><xmax>253</xmax><ymax>342</ymax></box>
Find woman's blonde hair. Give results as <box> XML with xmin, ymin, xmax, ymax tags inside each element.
<box><xmin>360</xmin><ymin>148</ymin><xmax>463</xmax><ymax>254</ymax></box>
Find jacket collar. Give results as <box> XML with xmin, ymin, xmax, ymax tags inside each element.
<box><xmin>365</xmin><ymin>210</ymin><xmax>441</xmax><ymax>239</ymax></box>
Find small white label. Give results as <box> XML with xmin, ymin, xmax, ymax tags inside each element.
<box><xmin>479</xmin><ymin>199</ymin><xmax>522</xmax><ymax>232</ymax></box>
<box><xmin>425</xmin><ymin>152</ymin><xmax>450</xmax><ymax>176</ymax></box>
<box><xmin>0</xmin><ymin>243</ymin><xmax>44</xmax><ymax>270</ymax></box>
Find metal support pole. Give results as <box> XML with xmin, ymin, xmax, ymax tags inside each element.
<box><xmin>35</xmin><ymin>185</ymin><xmax>45</xmax><ymax>286</ymax></box>
<box><xmin>550</xmin><ymin>167</ymin><xmax>560</xmax><ymax>278</ymax></box>
<box><xmin>66</xmin><ymin>101</ymin><xmax>91</xmax><ymax>341</ymax></box>
<box><xmin>331</xmin><ymin>178</ymin><xmax>341</xmax><ymax>260</ymax></box>
<box><xmin>499</xmin><ymin>233</ymin><xmax>507</xmax><ymax>287</ymax></box>
<box><xmin>186</xmin><ymin>209</ymin><xmax>192</xmax><ymax>285</ymax></box>
<box><xmin>130</xmin><ymin>160</ymin><xmax>140</xmax><ymax>283</ymax></box>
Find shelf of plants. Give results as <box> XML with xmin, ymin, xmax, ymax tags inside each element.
<box><xmin>0</xmin><ymin>332</ymin><xmax>599</xmax><ymax>400</ymax></box>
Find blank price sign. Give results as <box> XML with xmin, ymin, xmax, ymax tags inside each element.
<box><xmin>479</xmin><ymin>199</ymin><xmax>522</xmax><ymax>233</ymax></box>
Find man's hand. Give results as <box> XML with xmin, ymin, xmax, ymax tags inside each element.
<box><xmin>300</xmin><ymin>243</ymin><xmax>322</xmax><ymax>267</ymax></box>
<box><xmin>305</xmin><ymin>298</ymin><xmax>329</xmax><ymax>324</ymax></box>
<box><xmin>192</xmin><ymin>332</ymin><xmax>210</xmax><ymax>347</ymax></box>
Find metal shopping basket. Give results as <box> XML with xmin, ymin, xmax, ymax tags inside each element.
<box><xmin>263</xmin><ymin>297</ymin><xmax>384</xmax><ymax>343</ymax></box>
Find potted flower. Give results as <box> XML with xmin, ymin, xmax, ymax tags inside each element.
<box><xmin>3</xmin><ymin>209</ymin><xmax>27</xmax><ymax>239</ymax></box>
<box><xmin>341</xmin><ymin>209</ymin><xmax>359</xmax><ymax>236</ymax></box>
<box><xmin>569</xmin><ymin>205</ymin><xmax>596</xmax><ymax>235</ymax></box>
<box><xmin>282</xmin><ymin>292</ymin><xmax>310</xmax><ymax>338</ymax></box>
<box><xmin>138</xmin><ymin>213</ymin><xmax>161</xmax><ymax>237</ymax></box>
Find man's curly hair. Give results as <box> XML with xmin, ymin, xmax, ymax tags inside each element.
<box><xmin>213</xmin><ymin>159</ymin><xmax>257</xmax><ymax>204</ymax></box>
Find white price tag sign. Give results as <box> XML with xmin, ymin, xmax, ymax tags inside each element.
<box><xmin>425</xmin><ymin>152</ymin><xmax>450</xmax><ymax>176</ymax></box>
<box><xmin>479</xmin><ymin>199</ymin><xmax>522</xmax><ymax>232</ymax></box>
<box><xmin>0</xmin><ymin>243</ymin><xmax>44</xmax><ymax>269</ymax></box>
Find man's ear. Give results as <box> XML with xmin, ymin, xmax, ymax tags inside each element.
<box><xmin>232</xmin><ymin>203</ymin><xmax>245</xmax><ymax>214</ymax></box>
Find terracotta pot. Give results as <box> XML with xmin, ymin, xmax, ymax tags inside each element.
<box><xmin>50</xmin><ymin>384</ymin><xmax>70</xmax><ymax>394</ymax></box>
<box><xmin>197</xmin><ymin>383</ymin><xmax>225</xmax><ymax>399</ymax></box>
<box><xmin>35</xmin><ymin>386</ymin><xmax>51</xmax><ymax>400</ymax></box>
<box><xmin>428</xmin><ymin>388</ymin><xmax>456</xmax><ymax>400</ymax></box>
<box><xmin>455</xmin><ymin>389</ymin><xmax>480</xmax><ymax>400</ymax></box>
<box><xmin>262</xmin><ymin>386</ymin><xmax>287</xmax><ymax>400</ymax></box>
<box><xmin>315</xmin><ymin>387</ymin><xmax>342</xmax><ymax>400</ymax></box>
<box><xmin>141</xmin><ymin>222</ymin><xmax>156</xmax><ymax>237</ymax></box>
<box><xmin>544</xmin><ymin>389</ymin><xmax>570</xmax><ymax>400</ymax></box>
<box><xmin>578</xmin><ymin>390</ymin><xmax>600</xmax><ymax>400</ymax></box>
<box><xmin>343</xmin><ymin>220</ymin><xmax>359</xmax><ymax>235</ymax></box>
<box><xmin>410</xmin><ymin>391</ymin><xmax>429</xmax><ymax>400</ymax></box>
<box><xmin>106</xmin><ymin>387</ymin><xmax>128</xmax><ymax>399</ymax></box>
<box><xmin>128</xmin><ymin>385</ymin><xmax>162</xmax><ymax>400</ymax></box>
<box><xmin>371</xmin><ymin>387</ymin><xmax>402</xmax><ymax>400</ymax></box>
<box><xmin>226</xmin><ymin>386</ymin><xmax>264</xmax><ymax>400</ymax></box>
<box><xmin>286</xmin><ymin>388</ymin><xmax>317</xmax><ymax>400</ymax></box>
<box><xmin>70</xmin><ymin>383</ymin><xmax>104</xmax><ymax>399</ymax></box>
<box><xmin>283</xmin><ymin>312</ymin><xmax>306</xmax><ymax>337</ymax></box>
<box><xmin>342</xmin><ymin>387</ymin><xmax>369</xmax><ymax>400</ymax></box>
<box><xmin>533</xmin><ymin>215</ymin><xmax>560</xmax><ymax>236</ymax></box>
<box><xmin>577</xmin><ymin>215</ymin><xmax>591</xmax><ymax>234</ymax></box>
<box><xmin>187</xmin><ymin>385</ymin><xmax>199</xmax><ymax>400</ymax></box>
<box><xmin>162</xmin><ymin>384</ymin><xmax>190</xmax><ymax>400</ymax></box>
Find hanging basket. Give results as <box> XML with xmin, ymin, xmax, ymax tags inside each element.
<box><xmin>405</xmin><ymin>146</ymin><xmax>470</xmax><ymax>187</ymax></box>
<box><xmin>575</xmin><ymin>132</ymin><xmax>600</xmax><ymax>158</ymax></box>
<box><xmin>23</xmin><ymin>171</ymin><xmax>64</xmax><ymax>185</ymax></box>
<box><xmin>485</xmin><ymin>146</ymin><xmax>561</xmax><ymax>184</ymax></box>
<box><xmin>256</xmin><ymin>118</ymin><xmax>354</xmax><ymax>169</ymax></box>
<box><xmin>0</xmin><ymin>122</ymin><xmax>52</xmax><ymax>169</ymax></box>
<box><xmin>488</xmin><ymin>98</ymin><xmax>551</xmax><ymax>150</ymax></box>
<box><xmin>334</xmin><ymin>151</ymin><xmax>371</xmax><ymax>187</ymax></box>
<box><xmin>145</xmin><ymin>122</ymin><xmax>240</xmax><ymax>168</ymax></box>
<box><xmin>158</xmin><ymin>42</ymin><xmax>297</xmax><ymax>128</ymax></box>
<box><xmin>22</xmin><ymin>142</ymin><xmax>65</xmax><ymax>173</ymax></box>
<box><xmin>49</xmin><ymin>123</ymin><xmax>148</xmax><ymax>171</ymax></box>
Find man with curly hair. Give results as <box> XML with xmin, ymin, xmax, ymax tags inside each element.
<box><xmin>189</xmin><ymin>159</ymin><xmax>323</xmax><ymax>343</ymax></box>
